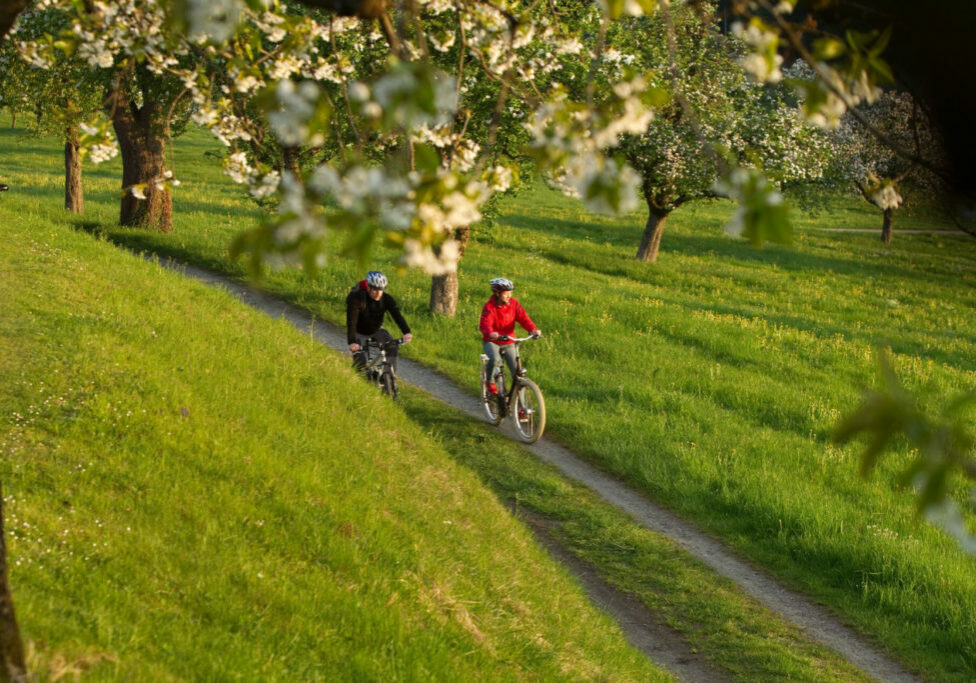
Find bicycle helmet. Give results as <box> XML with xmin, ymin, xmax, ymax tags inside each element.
<box><xmin>490</xmin><ymin>277</ymin><xmax>514</xmax><ymax>292</ymax></box>
<box><xmin>365</xmin><ymin>270</ymin><xmax>388</xmax><ymax>289</ymax></box>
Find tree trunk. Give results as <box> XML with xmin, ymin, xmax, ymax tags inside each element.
<box><xmin>0</xmin><ymin>484</ymin><xmax>27</xmax><ymax>683</ymax></box>
<box><xmin>64</xmin><ymin>125</ymin><xmax>84</xmax><ymax>214</ymax></box>
<box><xmin>429</xmin><ymin>271</ymin><xmax>459</xmax><ymax>317</ymax></box>
<box><xmin>111</xmin><ymin>96</ymin><xmax>173</xmax><ymax>232</ymax></box>
<box><xmin>9</xmin><ymin>112</ymin><xmax>15</xmax><ymax>129</ymax></box>
<box><xmin>636</xmin><ymin>205</ymin><xmax>670</xmax><ymax>263</ymax></box>
<box><xmin>282</xmin><ymin>145</ymin><xmax>301</xmax><ymax>179</ymax></box>
<box><xmin>881</xmin><ymin>208</ymin><xmax>893</xmax><ymax>244</ymax></box>
<box><xmin>429</xmin><ymin>226</ymin><xmax>471</xmax><ymax>316</ymax></box>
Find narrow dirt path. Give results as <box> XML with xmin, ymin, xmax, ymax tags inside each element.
<box><xmin>163</xmin><ymin>258</ymin><xmax>920</xmax><ymax>683</ymax></box>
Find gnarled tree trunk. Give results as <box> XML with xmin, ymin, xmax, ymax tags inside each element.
<box><xmin>65</xmin><ymin>124</ymin><xmax>83</xmax><ymax>214</ymax></box>
<box><xmin>881</xmin><ymin>207</ymin><xmax>893</xmax><ymax>244</ymax></box>
<box><xmin>429</xmin><ymin>226</ymin><xmax>471</xmax><ymax>316</ymax></box>
<box><xmin>111</xmin><ymin>92</ymin><xmax>172</xmax><ymax>232</ymax></box>
<box><xmin>0</xmin><ymin>483</ymin><xmax>27</xmax><ymax>683</ymax></box>
<box><xmin>636</xmin><ymin>204</ymin><xmax>670</xmax><ymax>263</ymax></box>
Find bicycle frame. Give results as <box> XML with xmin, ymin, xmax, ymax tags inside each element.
<box><xmin>484</xmin><ymin>336</ymin><xmax>532</xmax><ymax>409</ymax></box>
<box><xmin>362</xmin><ymin>336</ymin><xmax>403</xmax><ymax>397</ymax></box>
<box><xmin>480</xmin><ymin>336</ymin><xmax>546</xmax><ymax>443</ymax></box>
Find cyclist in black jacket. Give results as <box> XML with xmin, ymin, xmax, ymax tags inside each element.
<box><xmin>346</xmin><ymin>270</ymin><xmax>412</xmax><ymax>371</ymax></box>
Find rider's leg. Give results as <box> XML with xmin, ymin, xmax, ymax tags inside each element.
<box><xmin>353</xmin><ymin>332</ymin><xmax>372</xmax><ymax>373</ymax></box>
<box><xmin>499</xmin><ymin>344</ymin><xmax>520</xmax><ymax>384</ymax></box>
<box><xmin>483</xmin><ymin>341</ymin><xmax>505</xmax><ymax>392</ymax></box>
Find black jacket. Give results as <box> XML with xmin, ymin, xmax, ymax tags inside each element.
<box><xmin>346</xmin><ymin>289</ymin><xmax>411</xmax><ymax>344</ymax></box>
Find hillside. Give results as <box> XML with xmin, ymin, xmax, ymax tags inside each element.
<box><xmin>0</xmin><ymin>184</ymin><xmax>665</xmax><ymax>679</ymax></box>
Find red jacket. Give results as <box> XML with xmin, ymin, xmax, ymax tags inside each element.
<box><xmin>479</xmin><ymin>296</ymin><xmax>537</xmax><ymax>343</ymax></box>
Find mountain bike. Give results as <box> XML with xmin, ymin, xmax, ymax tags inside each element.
<box><xmin>480</xmin><ymin>335</ymin><xmax>546</xmax><ymax>443</ymax></box>
<box><xmin>363</xmin><ymin>336</ymin><xmax>404</xmax><ymax>399</ymax></box>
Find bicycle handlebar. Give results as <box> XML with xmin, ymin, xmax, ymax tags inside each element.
<box><xmin>495</xmin><ymin>334</ymin><xmax>540</xmax><ymax>343</ymax></box>
<box><xmin>365</xmin><ymin>336</ymin><xmax>406</xmax><ymax>348</ymax></box>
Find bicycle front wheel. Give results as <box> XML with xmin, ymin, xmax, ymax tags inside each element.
<box><xmin>480</xmin><ymin>365</ymin><xmax>503</xmax><ymax>425</ymax></box>
<box><xmin>512</xmin><ymin>378</ymin><xmax>545</xmax><ymax>443</ymax></box>
<box><xmin>380</xmin><ymin>371</ymin><xmax>398</xmax><ymax>399</ymax></box>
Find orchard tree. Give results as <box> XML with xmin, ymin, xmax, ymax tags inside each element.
<box><xmin>0</xmin><ymin>43</ymin><xmax>34</xmax><ymax>129</ymax></box>
<box><xmin>17</xmin><ymin>1</ymin><xmax>193</xmax><ymax>230</ymax></box>
<box><xmin>5</xmin><ymin>6</ymin><xmax>109</xmax><ymax>213</ymax></box>
<box><xmin>186</xmin><ymin>0</ymin><xmax>656</xmax><ymax>314</ymax></box>
<box><xmin>605</xmin><ymin>4</ymin><xmax>830</xmax><ymax>263</ymax></box>
<box><xmin>829</xmin><ymin>90</ymin><xmax>945</xmax><ymax>244</ymax></box>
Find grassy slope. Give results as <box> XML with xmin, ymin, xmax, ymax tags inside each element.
<box><xmin>4</xmin><ymin>120</ymin><xmax>974</xmax><ymax>679</ymax></box>
<box><xmin>0</xmin><ymin>142</ymin><xmax>665</xmax><ymax>678</ymax></box>
<box><xmin>84</xmin><ymin>124</ymin><xmax>976</xmax><ymax>680</ymax></box>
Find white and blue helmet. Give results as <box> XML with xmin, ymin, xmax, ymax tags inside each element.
<box><xmin>365</xmin><ymin>271</ymin><xmax>388</xmax><ymax>289</ymax></box>
<box><xmin>490</xmin><ymin>277</ymin><xmax>514</xmax><ymax>292</ymax></box>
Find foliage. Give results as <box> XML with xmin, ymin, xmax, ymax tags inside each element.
<box><xmin>835</xmin><ymin>351</ymin><xmax>976</xmax><ymax>553</ymax></box>
<box><xmin>0</xmin><ymin>7</ymin><xmax>105</xmax><ymax>142</ymax></box>
<box><xmin>827</xmin><ymin>87</ymin><xmax>946</xmax><ymax>213</ymax></box>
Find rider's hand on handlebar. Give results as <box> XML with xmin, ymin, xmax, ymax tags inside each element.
<box><xmin>349</xmin><ymin>343</ymin><xmax>361</xmax><ymax>353</ymax></box>
<box><xmin>403</xmin><ymin>333</ymin><xmax>413</xmax><ymax>343</ymax></box>
<box><xmin>530</xmin><ymin>329</ymin><xmax>542</xmax><ymax>339</ymax></box>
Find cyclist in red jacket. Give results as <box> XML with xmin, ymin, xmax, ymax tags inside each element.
<box><xmin>479</xmin><ymin>277</ymin><xmax>542</xmax><ymax>394</ymax></box>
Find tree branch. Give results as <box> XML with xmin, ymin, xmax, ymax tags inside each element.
<box><xmin>754</xmin><ymin>0</ymin><xmax>953</xmax><ymax>189</ymax></box>
<box><xmin>0</xmin><ymin>1</ymin><xmax>29</xmax><ymax>43</ymax></box>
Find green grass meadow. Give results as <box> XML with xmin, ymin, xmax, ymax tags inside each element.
<box><xmin>0</xmin><ymin>125</ymin><xmax>669</xmax><ymax>679</ymax></box>
<box><xmin>3</xmin><ymin>118</ymin><xmax>976</xmax><ymax>679</ymax></box>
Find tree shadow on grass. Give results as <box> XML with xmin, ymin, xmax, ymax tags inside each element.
<box><xmin>504</xmin><ymin>212</ymin><xmax>966</xmax><ymax>291</ymax></box>
<box><xmin>499</xmin><ymin>213</ymin><xmax>976</xmax><ymax>373</ymax></box>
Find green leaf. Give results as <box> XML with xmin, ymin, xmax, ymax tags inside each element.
<box><xmin>868</xmin><ymin>25</ymin><xmax>892</xmax><ymax>57</ymax></box>
<box><xmin>413</xmin><ymin>143</ymin><xmax>441</xmax><ymax>174</ymax></box>
<box><xmin>868</xmin><ymin>57</ymin><xmax>894</xmax><ymax>84</ymax></box>
<box><xmin>812</xmin><ymin>37</ymin><xmax>846</xmax><ymax>61</ymax></box>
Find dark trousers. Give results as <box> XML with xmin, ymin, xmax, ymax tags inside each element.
<box><xmin>353</xmin><ymin>328</ymin><xmax>398</xmax><ymax>373</ymax></box>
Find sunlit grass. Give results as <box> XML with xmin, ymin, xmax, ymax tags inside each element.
<box><xmin>0</xmin><ymin>122</ymin><xmax>666</xmax><ymax>680</ymax></box>
<box><xmin>3</xmin><ymin>117</ymin><xmax>975</xmax><ymax>680</ymax></box>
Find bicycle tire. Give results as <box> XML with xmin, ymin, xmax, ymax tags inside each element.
<box><xmin>380</xmin><ymin>370</ymin><xmax>397</xmax><ymax>399</ymax></box>
<box><xmin>480</xmin><ymin>365</ymin><xmax>503</xmax><ymax>425</ymax></box>
<box><xmin>512</xmin><ymin>378</ymin><xmax>545</xmax><ymax>443</ymax></box>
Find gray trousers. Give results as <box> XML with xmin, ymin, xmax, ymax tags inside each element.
<box><xmin>483</xmin><ymin>341</ymin><xmax>519</xmax><ymax>387</ymax></box>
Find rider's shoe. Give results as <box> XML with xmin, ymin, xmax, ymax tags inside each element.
<box><xmin>487</xmin><ymin>382</ymin><xmax>498</xmax><ymax>394</ymax></box>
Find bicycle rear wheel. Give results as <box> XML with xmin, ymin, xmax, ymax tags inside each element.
<box><xmin>480</xmin><ymin>365</ymin><xmax>503</xmax><ymax>425</ymax></box>
<box><xmin>380</xmin><ymin>370</ymin><xmax>398</xmax><ymax>399</ymax></box>
<box><xmin>512</xmin><ymin>379</ymin><xmax>545</xmax><ymax>443</ymax></box>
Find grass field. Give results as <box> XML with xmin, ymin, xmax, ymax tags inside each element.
<box><xmin>3</xmin><ymin>118</ymin><xmax>975</xmax><ymax>680</ymax></box>
<box><xmin>0</xmin><ymin>161</ymin><xmax>673</xmax><ymax>678</ymax></box>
